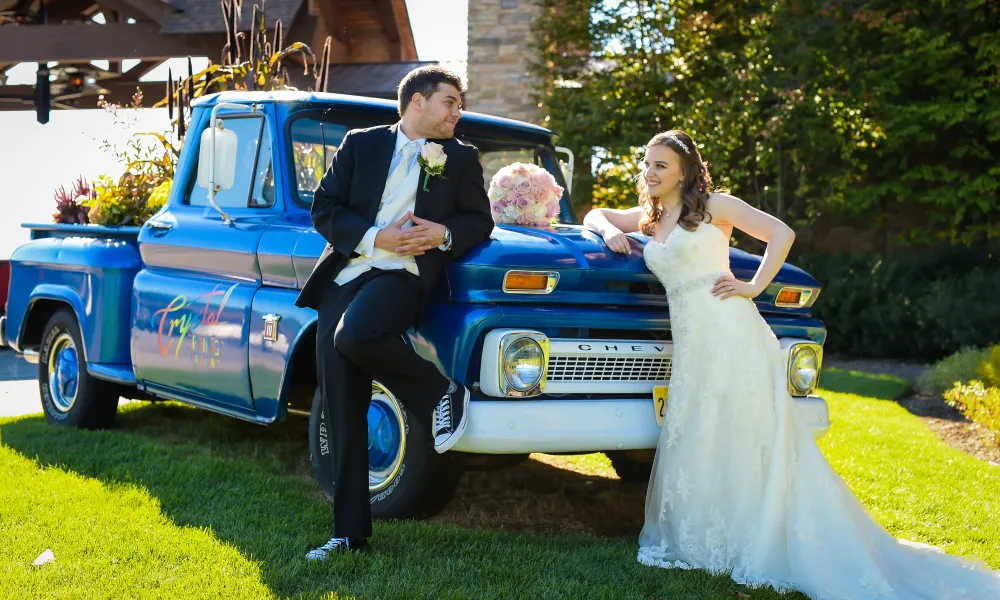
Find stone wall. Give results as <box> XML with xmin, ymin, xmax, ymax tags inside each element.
<box><xmin>466</xmin><ymin>0</ymin><xmax>541</xmax><ymax>124</ymax></box>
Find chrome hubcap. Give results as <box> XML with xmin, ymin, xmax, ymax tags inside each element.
<box><xmin>367</xmin><ymin>382</ymin><xmax>405</xmax><ymax>493</ymax></box>
<box><xmin>47</xmin><ymin>333</ymin><xmax>79</xmax><ymax>412</ymax></box>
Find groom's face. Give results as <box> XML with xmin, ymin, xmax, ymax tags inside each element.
<box><xmin>413</xmin><ymin>83</ymin><xmax>463</xmax><ymax>139</ymax></box>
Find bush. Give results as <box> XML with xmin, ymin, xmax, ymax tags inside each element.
<box><xmin>917</xmin><ymin>347</ymin><xmax>992</xmax><ymax>396</ymax></box>
<box><xmin>976</xmin><ymin>346</ymin><xmax>1000</xmax><ymax>389</ymax></box>
<box><xmin>944</xmin><ymin>381</ymin><xmax>1000</xmax><ymax>445</ymax></box>
<box><xmin>799</xmin><ymin>248</ymin><xmax>1000</xmax><ymax>361</ymax></box>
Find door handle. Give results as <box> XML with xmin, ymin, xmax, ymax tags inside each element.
<box><xmin>146</xmin><ymin>221</ymin><xmax>173</xmax><ymax>233</ymax></box>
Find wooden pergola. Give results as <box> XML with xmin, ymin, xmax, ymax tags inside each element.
<box><xmin>0</xmin><ymin>0</ymin><xmax>420</xmax><ymax>121</ymax></box>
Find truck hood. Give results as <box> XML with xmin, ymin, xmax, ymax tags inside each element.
<box><xmin>446</xmin><ymin>224</ymin><xmax>821</xmax><ymax>314</ymax></box>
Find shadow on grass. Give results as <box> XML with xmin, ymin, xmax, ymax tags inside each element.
<box><xmin>1</xmin><ymin>402</ymin><xmax>796</xmax><ymax>599</ymax></box>
<box><xmin>820</xmin><ymin>367</ymin><xmax>912</xmax><ymax>401</ymax></box>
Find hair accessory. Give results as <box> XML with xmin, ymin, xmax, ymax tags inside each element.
<box><xmin>664</xmin><ymin>132</ymin><xmax>690</xmax><ymax>154</ymax></box>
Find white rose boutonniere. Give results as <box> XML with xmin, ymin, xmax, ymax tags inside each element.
<box><xmin>418</xmin><ymin>142</ymin><xmax>447</xmax><ymax>192</ymax></box>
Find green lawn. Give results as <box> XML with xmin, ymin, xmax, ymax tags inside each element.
<box><xmin>0</xmin><ymin>370</ymin><xmax>998</xmax><ymax>599</ymax></box>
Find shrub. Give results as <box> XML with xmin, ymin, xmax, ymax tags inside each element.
<box><xmin>799</xmin><ymin>248</ymin><xmax>1000</xmax><ymax>361</ymax></box>
<box><xmin>944</xmin><ymin>381</ymin><xmax>1000</xmax><ymax>445</ymax></box>
<box><xmin>975</xmin><ymin>346</ymin><xmax>1000</xmax><ymax>389</ymax></box>
<box><xmin>917</xmin><ymin>347</ymin><xmax>991</xmax><ymax>396</ymax></box>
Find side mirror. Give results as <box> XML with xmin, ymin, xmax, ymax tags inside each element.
<box><xmin>197</xmin><ymin>123</ymin><xmax>239</xmax><ymax>191</ymax></box>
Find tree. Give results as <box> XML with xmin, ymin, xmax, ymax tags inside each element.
<box><xmin>532</xmin><ymin>0</ymin><xmax>1000</xmax><ymax>249</ymax></box>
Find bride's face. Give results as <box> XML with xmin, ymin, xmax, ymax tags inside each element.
<box><xmin>642</xmin><ymin>144</ymin><xmax>684</xmax><ymax>199</ymax></box>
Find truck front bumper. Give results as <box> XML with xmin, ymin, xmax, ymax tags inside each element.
<box><xmin>451</xmin><ymin>395</ymin><xmax>830</xmax><ymax>454</ymax></box>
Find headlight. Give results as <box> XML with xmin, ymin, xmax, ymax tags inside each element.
<box><xmin>503</xmin><ymin>337</ymin><xmax>545</xmax><ymax>392</ymax></box>
<box><xmin>788</xmin><ymin>344</ymin><xmax>822</xmax><ymax>395</ymax></box>
<box><xmin>479</xmin><ymin>329</ymin><xmax>550</xmax><ymax>397</ymax></box>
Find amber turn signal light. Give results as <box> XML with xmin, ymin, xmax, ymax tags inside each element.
<box><xmin>776</xmin><ymin>289</ymin><xmax>802</xmax><ymax>305</ymax></box>
<box><xmin>505</xmin><ymin>273</ymin><xmax>549</xmax><ymax>291</ymax></box>
<box><xmin>502</xmin><ymin>271</ymin><xmax>559</xmax><ymax>294</ymax></box>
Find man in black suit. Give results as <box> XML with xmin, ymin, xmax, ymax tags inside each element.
<box><xmin>294</xmin><ymin>66</ymin><xmax>494</xmax><ymax>560</ymax></box>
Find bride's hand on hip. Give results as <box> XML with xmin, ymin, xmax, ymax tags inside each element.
<box><xmin>602</xmin><ymin>227</ymin><xmax>631</xmax><ymax>255</ymax></box>
<box><xmin>712</xmin><ymin>274</ymin><xmax>762</xmax><ymax>299</ymax></box>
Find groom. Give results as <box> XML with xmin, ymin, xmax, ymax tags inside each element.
<box><xmin>294</xmin><ymin>66</ymin><xmax>494</xmax><ymax>560</ymax></box>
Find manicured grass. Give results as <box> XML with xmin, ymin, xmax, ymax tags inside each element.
<box><xmin>1</xmin><ymin>370</ymin><xmax>998</xmax><ymax>599</ymax></box>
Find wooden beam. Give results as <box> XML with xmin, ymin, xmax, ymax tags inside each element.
<box><xmin>0</xmin><ymin>23</ymin><xmax>221</xmax><ymax>62</ymax></box>
<box><xmin>0</xmin><ymin>79</ymin><xmax>167</xmax><ymax>110</ymax></box>
<box><xmin>44</xmin><ymin>0</ymin><xmax>100</xmax><ymax>22</ymax></box>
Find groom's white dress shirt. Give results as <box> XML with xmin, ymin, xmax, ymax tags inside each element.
<box><xmin>334</xmin><ymin>125</ymin><xmax>425</xmax><ymax>286</ymax></box>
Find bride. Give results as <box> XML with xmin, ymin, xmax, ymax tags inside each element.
<box><xmin>583</xmin><ymin>130</ymin><xmax>1000</xmax><ymax>599</ymax></box>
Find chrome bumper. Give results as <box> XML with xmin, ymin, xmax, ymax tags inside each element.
<box><xmin>0</xmin><ymin>315</ymin><xmax>6</xmax><ymax>347</ymax></box>
<box><xmin>451</xmin><ymin>395</ymin><xmax>830</xmax><ymax>454</ymax></box>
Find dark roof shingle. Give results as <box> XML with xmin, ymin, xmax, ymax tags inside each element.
<box><xmin>160</xmin><ymin>0</ymin><xmax>303</xmax><ymax>34</ymax></box>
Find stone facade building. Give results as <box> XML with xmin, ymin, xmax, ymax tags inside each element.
<box><xmin>466</xmin><ymin>0</ymin><xmax>541</xmax><ymax>124</ymax></box>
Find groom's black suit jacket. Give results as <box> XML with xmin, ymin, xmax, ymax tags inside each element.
<box><xmin>294</xmin><ymin>123</ymin><xmax>494</xmax><ymax>316</ymax></box>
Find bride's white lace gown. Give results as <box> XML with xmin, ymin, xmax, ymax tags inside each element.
<box><xmin>638</xmin><ymin>223</ymin><xmax>1000</xmax><ymax>599</ymax></box>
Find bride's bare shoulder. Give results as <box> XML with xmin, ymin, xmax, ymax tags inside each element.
<box><xmin>705</xmin><ymin>192</ymin><xmax>743</xmax><ymax>209</ymax></box>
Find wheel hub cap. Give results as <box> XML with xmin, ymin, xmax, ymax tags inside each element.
<box><xmin>367</xmin><ymin>383</ymin><xmax>405</xmax><ymax>493</ymax></box>
<box><xmin>47</xmin><ymin>333</ymin><xmax>79</xmax><ymax>412</ymax></box>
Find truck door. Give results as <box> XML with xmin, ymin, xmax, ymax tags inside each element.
<box><xmin>131</xmin><ymin>108</ymin><xmax>278</xmax><ymax>412</ymax></box>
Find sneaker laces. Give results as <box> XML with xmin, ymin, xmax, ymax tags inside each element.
<box><xmin>321</xmin><ymin>537</ymin><xmax>348</xmax><ymax>552</ymax></box>
<box><xmin>434</xmin><ymin>396</ymin><xmax>453</xmax><ymax>433</ymax></box>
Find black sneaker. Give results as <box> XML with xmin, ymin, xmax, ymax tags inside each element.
<box><xmin>433</xmin><ymin>379</ymin><xmax>470</xmax><ymax>453</ymax></box>
<box><xmin>305</xmin><ymin>536</ymin><xmax>367</xmax><ymax>561</ymax></box>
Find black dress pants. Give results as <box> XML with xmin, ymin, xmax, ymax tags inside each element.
<box><xmin>315</xmin><ymin>268</ymin><xmax>451</xmax><ymax>538</ymax></box>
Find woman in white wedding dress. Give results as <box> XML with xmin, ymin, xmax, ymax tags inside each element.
<box><xmin>583</xmin><ymin>130</ymin><xmax>1000</xmax><ymax>599</ymax></box>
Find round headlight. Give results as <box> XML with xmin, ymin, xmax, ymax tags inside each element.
<box><xmin>790</xmin><ymin>346</ymin><xmax>819</xmax><ymax>393</ymax></box>
<box><xmin>503</xmin><ymin>337</ymin><xmax>545</xmax><ymax>392</ymax></box>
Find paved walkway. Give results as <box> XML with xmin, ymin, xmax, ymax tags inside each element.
<box><xmin>0</xmin><ymin>348</ymin><xmax>42</xmax><ymax>418</ymax></box>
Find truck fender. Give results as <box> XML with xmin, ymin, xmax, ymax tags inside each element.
<box><xmin>276</xmin><ymin>317</ymin><xmax>318</xmax><ymax>414</ymax></box>
<box><xmin>16</xmin><ymin>285</ymin><xmax>89</xmax><ymax>361</ymax></box>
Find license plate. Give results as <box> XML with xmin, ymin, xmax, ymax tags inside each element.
<box><xmin>653</xmin><ymin>385</ymin><xmax>668</xmax><ymax>428</ymax></box>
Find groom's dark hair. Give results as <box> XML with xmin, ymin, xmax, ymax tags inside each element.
<box><xmin>397</xmin><ymin>65</ymin><xmax>466</xmax><ymax>116</ymax></box>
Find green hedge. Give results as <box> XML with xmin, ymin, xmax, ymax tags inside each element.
<box><xmin>798</xmin><ymin>248</ymin><xmax>1000</xmax><ymax>361</ymax></box>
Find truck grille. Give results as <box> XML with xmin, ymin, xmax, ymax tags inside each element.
<box><xmin>540</xmin><ymin>338</ymin><xmax>674</xmax><ymax>394</ymax></box>
<box><xmin>547</xmin><ymin>355</ymin><xmax>672</xmax><ymax>382</ymax></box>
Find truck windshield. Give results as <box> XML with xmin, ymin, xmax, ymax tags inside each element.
<box><xmin>289</xmin><ymin>117</ymin><xmax>574</xmax><ymax>223</ymax></box>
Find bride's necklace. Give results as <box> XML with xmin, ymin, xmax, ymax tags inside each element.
<box><xmin>662</xmin><ymin>201</ymin><xmax>683</xmax><ymax>219</ymax></box>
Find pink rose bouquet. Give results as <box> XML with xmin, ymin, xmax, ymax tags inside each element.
<box><xmin>487</xmin><ymin>162</ymin><xmax>564</xmax><ymax>226</ymax></box>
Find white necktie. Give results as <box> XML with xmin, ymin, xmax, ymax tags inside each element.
<box><xmin>381</xmin><ymin>140</ymin><xmax>420</xmax><ymax>202</ymax></box>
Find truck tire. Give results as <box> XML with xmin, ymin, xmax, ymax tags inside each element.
<box><xmin>38</xmin><ymin>309</ymin><xmax>120</xmax><ymax>429</ymax></box>
<box><xmin>606</xmin><ymin>450</ymin><xmax>655</xmax><ymax>484</ymax></box>
<box><xmin>309</xmin><ymin>383</ymin><xmax>461</xmax><ymax>520</ymax></box>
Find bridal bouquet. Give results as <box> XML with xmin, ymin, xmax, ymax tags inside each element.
<box><xmin>488</xmin><ymin>162</ymin><xmax>564</xmax><ymax>226</ymax></box>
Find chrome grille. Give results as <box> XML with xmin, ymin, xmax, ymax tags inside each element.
<box><xmin>547</xmin><ymin>355</ymin><xmax>672</xmax><ymax>382</ymax></box>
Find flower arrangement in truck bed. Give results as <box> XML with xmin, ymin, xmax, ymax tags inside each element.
<box><xmin>488</xmin><ymin>162</ymin><xmax>564</xmax><ymax>226</ymax></box>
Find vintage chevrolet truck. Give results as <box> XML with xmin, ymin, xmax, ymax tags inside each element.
<box><xmin>0</xmin><ymin>91</ymin><xmax>829</xmax><ymax>518</ymax></box>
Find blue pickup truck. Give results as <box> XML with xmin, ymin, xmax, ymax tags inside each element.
<box><xmin>1</xmin><ymin>91</ymin><xmax>829</xmax><ymax>517</ymax></box>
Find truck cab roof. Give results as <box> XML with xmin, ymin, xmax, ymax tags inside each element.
<box><xmin>192</xmin><ymin>90</ymin><xmax>557</xmax><ymax>145</ymax></box>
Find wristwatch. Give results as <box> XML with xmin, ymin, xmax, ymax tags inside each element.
<box><xmin>441</xmin><ymin>227</ymin><xmax>453</xmax><ymax>251</ymax></box>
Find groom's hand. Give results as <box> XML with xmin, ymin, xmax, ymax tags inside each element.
<box><xmin>373</xmin><ymin>214</ymin><xmax>414</xmax><ymax>253</ymax></box>
<box><xmin>394</xmin><ymin>212</ymin><xmax>447</xmax><ymax>256</ymax></box>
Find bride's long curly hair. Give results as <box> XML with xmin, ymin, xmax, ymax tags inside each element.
<box><xmin>637</xmin><ymin>130</ymin><xmax>714</xmax><ymax>237</ymax></box>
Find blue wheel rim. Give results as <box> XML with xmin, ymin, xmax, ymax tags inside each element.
<box><xmin>47</xmin><ymin>332</ymin><xmax>79</xmax><ymax>412</ymax></box>
<box><xmin>367</xmin><ymin>383</ymin><xmax>406</xmax><ymax>492</ymax></box>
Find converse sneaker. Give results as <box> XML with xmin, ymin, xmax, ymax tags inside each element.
<box><xmin>305</xmin><ymin>536</ymin><xmax>367</xmax><ymax>561</ymax></box>
<box><xmin>432</xmin><ymin>379</ymin><xmax>470</xmax><ymax>453</ymax></box>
